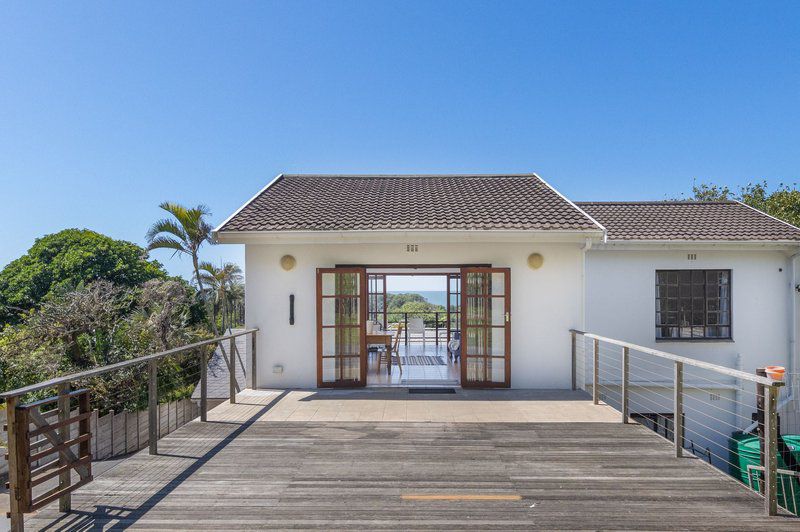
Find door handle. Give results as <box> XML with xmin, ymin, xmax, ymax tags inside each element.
<box><xmin>505</xmin><ymin>312</ymin><xmax>510</xmax><ymax>323</ymax></box>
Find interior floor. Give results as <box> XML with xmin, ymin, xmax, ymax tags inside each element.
<box><xmin>367</xmin><ymin>343</ymin><xmax>460</xmax><ymax>387</ymax></box>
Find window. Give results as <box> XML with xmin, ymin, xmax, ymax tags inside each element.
<box><xmin>656</xmin><ymin>270</ymin><xmax>731</xmax><ymax>339</ymax></box>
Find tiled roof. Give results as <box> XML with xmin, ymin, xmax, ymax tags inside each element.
<box><xmin>217</xmin><ymin>174</ymin><xmax>602</xmax><ymax>232</ymax></box>
<box><xmin>577</xmin><ymin>201</ymin><xmax>800</xmax><ymax>241</ymax></box>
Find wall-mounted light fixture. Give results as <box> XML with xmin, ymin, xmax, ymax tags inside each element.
<box><xmin>289</xmin><ymin>294</ymin><xmax>295</xmax><ymax>325</ymax></box>
<box><xmin>527</xmin><ymin>253</ymin><xmax>544</xmax><ymax>270</ymax></box>
<box><xmin>280</xmin><ymin>255</ymin><xmax>296</xmax><ymax>271</ymax></box>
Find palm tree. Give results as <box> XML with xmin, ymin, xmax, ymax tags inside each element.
<box><xmin>198</xmin><ymin>261</ymin><xmax>243</xmax><ymax>332</ymax></box>
<box><xmin>146</xmin><ymin>202</ymin><xmax>214</xmax><ymax>326</ymax></box>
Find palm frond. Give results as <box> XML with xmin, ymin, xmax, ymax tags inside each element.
<box><xmin>146</xmin><ymin>218</ymin><xmax>188</xmax><ymax>244</ymax></box>
<box><xmin>146</xmin><ymin>236</ymin><xmax>186</xmax><ymax>257</ymax></box>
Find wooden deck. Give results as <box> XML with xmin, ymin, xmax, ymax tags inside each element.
<box><xmin>22</xmin><ymin>389</ymin><xmax>798</xmax><ymax>530</ymax></box>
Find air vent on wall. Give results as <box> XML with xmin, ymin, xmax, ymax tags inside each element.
<box><xmin>406</xmin><ymin>244</ymin><xmax>419</xmax><ymax>252</ymax></box>
<box><xmin>688</xmin><ymin>253</ymin><xmax>697</xmax><ymax>261</ymax></box>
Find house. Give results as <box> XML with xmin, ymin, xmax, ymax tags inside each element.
<box><xmin>214</xmin><ymin>174</ymin><xmax>800</xmax><ymax>404</ymax></box>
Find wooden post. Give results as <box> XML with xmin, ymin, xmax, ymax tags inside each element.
<box><xmin>200</xmin><ymin>348</ymin><xmax>208</xmax><ymax>422</ymax></box>
<box><xmin>57</xmin><ymin>383</ymin><xmax>71</xmax><ymax>512</ymax></box>
<box><xmin>621</xmin><ymin>347</ymin><xmax>629</xmax><ymax>424</ymax></box>
<box><xmin>570</xmin><ymin>331</ymin><xmax>577</xmax><ymax>391</ymax></box>
<box><xmin>592</xmin><ymin>338</ymin><xmax>599</xmax><ymax>405</ymax></box>
<box><xmin>229</xmin><ymin>337</ymin><xmax>236</xmax><ymax>404</ymax></box>
<box><xmin>109</xmin><ymin>409</ymin><xmax>115</xmax><ymax>457</ymax></box>
<box><xmin>148</xmin><ymin>359</ymin><xmax>158</xmax><ymax>455</ymax></box>
<box><xmin>674</xmin><ymin>361</ymin><xmax>683</xmax><ymax>458</ymax></box>
<box><xmin>251</xmin><ymin>331</ymin><xmax>257</xmax><ymax>391</ymax></box>
<box><xmin>78</xmin><ymin>392</ymin><xmax>91</xmax><ymax>465</ymax></box>
<box><xmin>6</xmin><ymin>395</ymin><xmax>24</xmax><ymax>532</ymax></box>
<box><xmin>764</xmin><ymin>383</ymin><xmax>778</xmax><ymax>516</ymax></box>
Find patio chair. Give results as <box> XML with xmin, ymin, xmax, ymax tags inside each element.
<box><xmin>407</xmin><ymin>317</ymin><xmax>426</xmax><ymax>348</ymax></box>
<box><xmin>378</xmin><ymin>324</ymin><xmax>404</xmax><ymax>374</ymax></box>
<box><xmin>448</xmin><ymin>331</ymin><xmax>461</xmax><ymax>362</ymax></box>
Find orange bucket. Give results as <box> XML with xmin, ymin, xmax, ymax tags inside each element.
<box><xmin>765</xmin><ymin>365</ymin><xmax>786</xmax><ymax>381</ymax></box>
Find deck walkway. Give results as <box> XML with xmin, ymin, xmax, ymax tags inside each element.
<box><xmin>22</xmin><ymin>389</ymin><xmax>798</xmax><ymax>530</ymax></box>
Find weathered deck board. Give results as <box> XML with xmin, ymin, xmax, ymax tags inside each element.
<box><xmin>23</xmin><ymin>390</ymin><xmax>798</xmax><ymax>530</ymax></box>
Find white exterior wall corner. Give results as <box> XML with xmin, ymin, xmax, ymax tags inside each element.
<box><xmin>245</xmin><ymin>241</ymin><xmax>585</xmax><ymax>389</ymax></box>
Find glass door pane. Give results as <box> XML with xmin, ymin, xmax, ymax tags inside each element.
<box><xmin>460</xmin><ymin>267</ymin><xmax>510</xmax><ymax>387</ymax></box>
<box><xmin>317</xmin><ymin>268</ymin><xmax>367</xmax><ymax>387</ymax></box>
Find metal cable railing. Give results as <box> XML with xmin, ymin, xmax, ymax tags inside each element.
<box><xmin>1</xmin><ymin>328</ymin><xmax>258</xmax><ymax>531</ymax></box>
<box><xmin>570</xmin><ymin>329</ymin><xmax>792</xmax><ymax>517</ymax></box>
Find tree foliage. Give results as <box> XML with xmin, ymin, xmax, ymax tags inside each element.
<box><xmin>386</xmin><ymin>293</ymin><xmax>446</xmax><ymax>326</ymax></box>
<box><xmin>0</xmin><ymin>278</ymin><xmax>210</xmax><ymax>412</ymax></box>
<box><xmin>0</xmin><ymin>229</ymin><xmax>166</xmax><ymax>325</ymax></box>
<box><xmin>199</xmin><ymin>261</ymin><xmax>244</xmax><ymax>332</ymax></box>
<box><xmin>675</xmin><ymin>181</ymin><xmax>800</xmax><ymax>227</ymax></box>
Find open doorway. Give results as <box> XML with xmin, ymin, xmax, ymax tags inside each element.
<box><xmin>365</xmin><ymin>269</ymin><xmax>460</xmax><ymax>387</ymax></box>
<box><xmin>316</xmin><ymin>265</ymin><xmax>511</xmax><ymax>388</ymax></box>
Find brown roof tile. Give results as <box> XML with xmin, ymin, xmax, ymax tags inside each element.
<box><xmin>577</xmin><ymin>201</ymin><xmax>800</xmax><ymax>241</ymax></box>
<box><xmin>218</xmin><ymin>174</ymin><xmax>602</xmax><ymax>232</ymax></box>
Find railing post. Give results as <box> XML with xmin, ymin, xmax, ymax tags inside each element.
<box><xmin>250</xmin><ymin>330</ymin><xmax>257</xmax><ymax>390</ymax></box>
<box><xmin>229</xmin><ymin>337</ymin><xmax>236</xmax><ymax>404</ymax></box>
<box><xmin>148</xmin><ymin>359</ymin><xmax>158</xmax><ymax>455</ymax></box>
<box><xmin>674</xmin><ymin>361</ymin><xmax>683</xmax><ymax>458</ymax></box>
<box><xmin>6</xmin><ymin>395</ymin><xmax>24</xmax><ymax>532</ymax></box>
<box><xmin>764</xmin><ymin>383</ymin><xmax>778</xmax><ymax>516</ymax></box>
<box><xmin>200</xmin><ymin>347</ymin><xmax>208</xmax><ymax>422</ymax></box>
<box><xmin>57</xmin><ymin>382</ymin><xmax>71</xmax><ymax>512</ymax></box>
<box><xmin>570</xmin><ymin>331</ymin><xmax>577</xmax><ymax>391</ymax></box>
<box><xmin>435</xmin><ymin>312</ymin><xmax>439</xmax><ymax>347</ymax></box>
<box><xmin>592</xmin><ymin>338</ymin><xmax>599</xmax><ymax>405</ymax></box>
<box><xmin>404</xmin><ymin>313</ymin><xmax>409</xmax><ymax>346</ymax></box>
<box><xmin>621</xmin><ymin>347</ymin><xmax>629</xmax><ymax>424</ymax></box>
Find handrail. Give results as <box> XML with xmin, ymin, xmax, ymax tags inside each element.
<box><xmin>569</xmin><ymin>329</ymin><xmax>783</xmax><ymax>388</ymax></box>
<box><xmin>0</xmin><ymin>328</ymin><xmax>259</xmax><ymax>400</ymax></box>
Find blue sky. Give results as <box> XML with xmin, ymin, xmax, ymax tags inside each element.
<box><xmin>2</xmin><ymin>2</ymin><xmax>798</xmax><ymax>280</ymax></box>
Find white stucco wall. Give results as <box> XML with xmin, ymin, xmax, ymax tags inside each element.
<box><xmin>584</xmin><ymin>247</ymin><xmax>795</xmax><ymax>373</ymax></box>
<box><xmin>245</xmin><ymin>241</ymin><xmax>585</xmax><ymax>389</ymax></box>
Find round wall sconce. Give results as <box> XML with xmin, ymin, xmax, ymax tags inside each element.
<box><xmin>280</xmin><ymin>255</ymin><xmax>296</xmax><ymax>271</ymax></box>
<box><xmin>527</xmin><ymin>253</ymin><xmax>544</xmax><ymax>270</ymax></box>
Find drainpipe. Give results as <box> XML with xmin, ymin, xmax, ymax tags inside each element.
<box><xmin>579</xmin><ymin>238</ymin><xmax>593</xmax><ymax>331</ymax></box>
<box><xmin>789</xmin><ymin>251</ymin><xmax>800</xmax><ymax>398</ymax></box>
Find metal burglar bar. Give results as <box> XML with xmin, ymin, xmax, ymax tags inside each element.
<box><xmin>569</xmin><ymin>329</ymin><xmax>785</xmax><ymax>517</ymax></box>
<box><xmin>2</xmin><ymin>328</ymin><xmax>258</xmax><ymax>531</ymax></box>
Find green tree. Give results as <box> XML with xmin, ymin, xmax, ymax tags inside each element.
<box><xmin>386</xmin><ymin>294</ymin><xmax>446</xmax><ymax>327</ymax></box>
<box><xmin>145</xmin><ymin>202</ymin><xmax>214</xmax><ymax>327</ymax></box>
<box><xmin>0</xmin><ymin>229</ymin><xmax>165</xmax><ymax>325</ymax></box>
<box><xmin>198</xmin><ymin>261</ymin><xmax>244</xmax><ymax>332</ymax></box>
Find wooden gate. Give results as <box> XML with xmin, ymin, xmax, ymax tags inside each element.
<box><xmin>5</xmin><ymin>388</ymin><xmax>93</xmax><ymax>529</ymax></box>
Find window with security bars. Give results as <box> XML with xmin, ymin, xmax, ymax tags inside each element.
<box><xmin>656</xmin><ymin>270</ymin><xmax>731</xmax><ymax>339</ymax></box>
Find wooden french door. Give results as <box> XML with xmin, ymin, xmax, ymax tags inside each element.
<box><xmin>316</xmin><ymin>267</ymin><xmax>367</xmax><ymax>387</ymax></box>
<box><xmin>460</xmin><ymin>267</ymin><xmax>511</xmax><ymax>388</ymax></box>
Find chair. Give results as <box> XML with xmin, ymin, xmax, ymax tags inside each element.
<box><xmin>448</xmin><ymin>331</ymin><xmax>461</xmax><ymax>362</ymax></box>
<box><xmin>378</xmin><ymin>324</ymin><xmax>404</xmax><ymax>374</ymax></box>
<box><xmin>407</xmin><ymin>317</ymin><xmax>426</xmax><ymax>348</ymax></box>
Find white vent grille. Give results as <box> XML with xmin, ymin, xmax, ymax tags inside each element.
<box><xmin>406</xmin><ymin>244</ymin><xmax>419</xmax><ymax>252</ymax></box>
<box><xmin>687</xmin><ymin>253</ymin><xmax>697</xmax><ymax>261</ymax></box>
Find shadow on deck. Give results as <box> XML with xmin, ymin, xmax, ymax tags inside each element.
<box><xmin>22</xmin><ymin>389</ymin><xmax>798</xmax><ymax>530</ymax></box>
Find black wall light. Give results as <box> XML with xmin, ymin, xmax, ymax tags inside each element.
<box><xmin>289</xmin><ymin>294</ymin><xmax>295</xmax><ymax>325</ymax></box>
